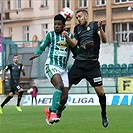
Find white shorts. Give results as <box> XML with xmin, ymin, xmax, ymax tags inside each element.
<box><xmin>45</xmin><ymin>64</ymin><xmax>69</xmax><ymax>87</ymax></box>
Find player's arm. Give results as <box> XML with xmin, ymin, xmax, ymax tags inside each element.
<box><xmin>3</xmin><ymin>69</ymin><xmax>7</xmax><ymax>82</ymax></box>
<box><xmin>97</xmin><ymin>20</ymin><xmax>107</xmax><ymax>43</ymax></box>
<box><xmin>22</xmin><ymin>65</ymin><xmax>26</xmax><ymax>76</ymax></box>
<box><xmin>62</xmin><ymin>31</ymin><xmax>78</xmax><ymax>47</ymax></box>
<box><xmin>29</xmin><ymin>33</ymin><xmax>50</xmax><ymax>61</ymax></box>
<box><xmin>71</xmin><ymin>41</ymin><xmax>93</xmax><ymax>58</ymax></box>
<box><xmin>2</xmin><ymin>65</ymin><xmax>9</xmax><ymax>82</ymax></box>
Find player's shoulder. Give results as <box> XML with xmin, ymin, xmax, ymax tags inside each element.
<box><xmin>5</xmin><ymin>64</ymin><xmax>11</xmax><ymax>70</ymax></box>
<box><xmin>18</xmin><ymin>63</ymin><xmax>23</xmax><ymax>65</ymax></box>
<box><xmin>89</xmin><ymin>21</ymin><xmax>98</xmax><ymax>29</ymax></box>
<box><xmin>9</xmin><ymin>63</ymin><xmax>13</xmax><ymax>67</ymax></box>
<box><xmin>75</xmin><ymin>24</ymin><xmax>80</xmax><ymax>28</ymax></box>
<box><xmin>18</xmin><ymin>63</ymin><xmax>23</xmax><ymax>67</ymax></box>
<box><xmin>49</xmin><ymin>31</ymin><xmax>54</xmax><ymax>34</ymax></box>
<box><xmin>90</xmin><ymin>21</ymin><xmax>98</xmax><ymax>25</ymax></box>
<box><xmin>47</xmin><ymin>31</ymin><xmax>55</xmax><ymax>38</ymax></box>
<box><xmin>74</xmin><ymin>24</ymin><xmax>82</xmax><ymax>31</ymax></box>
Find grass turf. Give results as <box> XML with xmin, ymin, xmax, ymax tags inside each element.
<box><xmin>0</xmin><ymin>105</ymin><xmax>133</xmax><ymax>133</ymax></box>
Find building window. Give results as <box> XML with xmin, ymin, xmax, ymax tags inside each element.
<box><xmin>96</xmin><ymin>0</ymin><xmax>106</xmax><ymax>6</ymax></box>
<box><xmin>41</xmin><ymin>0</ymin><xmax>48</xmax><ymax>7</ymax></box>
<box><xmin>113</xmin><ymin>23</ymin><xmax>133</xmax><ymax>43</ymax></box>
<box><xmin>42</xmin><ymin>24</ymin><xmax>48</xmax><ymax>38</ymax></box>
<box><xmin>23</xmin><ymin>26</ymin><xmax>29</xmax><ymax>41</ymax></box>
<box><xmin>62</xmin><ymin>0</ymin><xmax>70</xmax><ymax>8</ymax></box>
<box><xmin>15</xmin><ymin>0</ymin><xmax>21</xmax><ymax>8</ymax></box>
<box><xmin>115</xmin><ymin>0</ymin><xmax>133</xmax><ymax>3</ymax></box>
<box><xmin>78</xmin><ymin>0</ymin><xmax>88</xmax><ymax>8</ymax></box>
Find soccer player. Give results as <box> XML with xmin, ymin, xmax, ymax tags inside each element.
<box><xmin>29</xmin><ymin>14</ymin><xmax>75</xmax><ymax>125</ymax></box>
<box><xmin>0</xmin><ymin>55</ymin><xmax>26</xmax><ymax>114</ymax></box>
<box><xmin>62</xmin><ymin>9</ymin><xmax>109</xmax><ymax>127</ymax></box>
<box><xmin>29</xmin><ymin>13</ymin><xmax>92</xmax><ymax>125</ymax></box>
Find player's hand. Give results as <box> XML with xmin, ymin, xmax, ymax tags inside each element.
<box><xmin>22</xmin><ymin>66</ymin><xmax>25</xmax><ymax>71</ymax></box>
<box><xmin>98</xmin><ymin>20</ymin><xmax>104</xmax><ymax>29</ymax></box>
<box><xmin>2</xmin><ymin>79</ymin><xmax>5</xmax><ymax>83</ymax></box>
<box><xmin>62</xmin><ymin>31</ymin><xmax>69</xmax><ymax>38</ymax></box>
<box><xmin>29</xmin><ymin>55</ymin><xmax>40</xmax><ymax>61</ymax></box>
<box><xmin>81</xmin><ymin>41</ymin><xmax>93</xmax><ymax>49</ymax></box>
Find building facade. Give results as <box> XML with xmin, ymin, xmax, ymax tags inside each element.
<box><xmin>0</xmin><ymin>0</ymin><xmax>133</xmax><ymax>43</ymax></box>
<box><xmin>0</xmin><ymin>0</ymin><xmax>133</xmax><ymax>46</ymax></box>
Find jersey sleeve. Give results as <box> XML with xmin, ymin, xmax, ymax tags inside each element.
<box><xmin>73</xmin><ymin>25</ymin><xmax>79</xmax><ymax>40</ymax></box>
<box><xmin>34</xmin><ymin>33</ymin><xmax>50</xmax><ymax>55</ymax></box>
<box><xmin>70</xmin><ymin>45</ymin><xmax>84</xmax><ymax>59</ymax></box>
<box><xmin>94</xmin><ymin>21</ymin><xmax>99</xmax><ymax>32</ymax></box>
<box><xmin>20</xmin><ymin>64</ymin><xmax>23</xmax><ymax>71</ymax></box>
<box><xmin>68</xmin><ymin>32</ymin><xmax>74</xmax><ymax>39</ymax></box>
<box><xmin>4</xmin><ymin>64</ymin><xmax>11</xmax><ymax>71</ymax></box>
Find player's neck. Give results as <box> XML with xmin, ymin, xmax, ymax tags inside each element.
<box><xmin>14</xmin><ymin>62</ymin><xmax>18</xmax><ymax>66</ymax></box>
<box><xmin>85</xmin><ymin>21</ymin><xmax>89</xmax><ymax>27</ymax></box>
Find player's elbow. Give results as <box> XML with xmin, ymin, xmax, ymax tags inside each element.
<box><xmin>23</xmin><ymin>72</ymin><xmax>26</xmax><ymax>76</ymax></box>
<box><xmin>102</xmin><ymin>40</ymin><xmax>107</xmax><ymax>43</ymax></box>
<box><xmin>102</xmin><ymin>38</ymin><xmax>107</xmax><ymax>43</ymax></box>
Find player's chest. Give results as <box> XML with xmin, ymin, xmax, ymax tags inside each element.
<box><xmin>11</xmin><ymin>65</ymin><xmax>21</xmax><ymax>71</ymax></box>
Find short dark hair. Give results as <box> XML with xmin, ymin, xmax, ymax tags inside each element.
<box><xmin>54</xmin><ymin>14</ymin><xmax>66</xmax><ymax>24</ymax></box>
<box><xmin>13</xmin><ymin>54</ymin><xmax>18</xmax><ymax>57</ymax></box>
<box><xmin>76</xmin><ymin>9</ymin><xmax>88</xmax><ymax>15</ymax></box>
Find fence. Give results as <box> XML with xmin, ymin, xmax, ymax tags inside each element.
<box><xmin>0</xmin><ymin>39</ymin><xmax>133</xmax><ymax>94</ymax></box>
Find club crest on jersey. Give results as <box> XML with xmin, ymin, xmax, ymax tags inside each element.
<box><xmin>56</xmin><ymin>41</ymin><xmax>68</xmax><ymax>49</ymax></box>
<box><xmin>87</xmin><ymin>26</ymin><xmax>90</xmax><ymax>31</ymax></box>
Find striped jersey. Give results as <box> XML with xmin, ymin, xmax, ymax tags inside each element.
<box><xmin>34</xmin><ymin>31</ymin><xmax>73</xmax><ymax>69</ymax></box>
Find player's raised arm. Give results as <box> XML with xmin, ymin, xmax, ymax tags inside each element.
<box><xmin>98</xmin><ymin>20</ymin><xmax>107</xmax><ymax>43</ymax></box>
<box><xmin>29</xmin><ymin>33</ymin><xmax>50</xmax><ymax>61</ymax></box>
<box><xmin>62</xmin><ymin>31</ymin><xmax>77</xmax><ymax>47</ymax></box>
<box><xmin>29</xmin><ymin>54</ymin><xmax>40</xmax><ymax>61</ymax></box>
<box><xmin>21</xmin><ymin>65</ymin><xmax>26</xmax><ymax>76</ymax></box>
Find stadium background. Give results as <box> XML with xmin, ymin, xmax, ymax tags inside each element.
<box><xmin>0</xmin><ymin>0</ymin><xmax>133</xmax><ymax>105</ymax></box>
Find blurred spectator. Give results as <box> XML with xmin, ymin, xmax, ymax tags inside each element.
<box><xmin>29</xmin><ymin>81</ymin><xmax>38</xmax><ymax>106</ymax></box>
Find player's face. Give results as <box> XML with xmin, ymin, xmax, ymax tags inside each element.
<box><xmin>76</xmin><ymin>12</ymin><xmax>88</xmax><ymax>26</ymax></box>
<box><xmin>13</xmin><ymin>56</ymin><xmax>19</xmax><ymax>64</ymax></box>
<box><xmin>54</xmin><ymin>20</ymin><xmax>65</xmax><ymax>33</ymax></box>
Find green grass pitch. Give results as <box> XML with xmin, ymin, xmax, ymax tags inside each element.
<box><xmin>0</xmin><ymin>105</ymin><xmax>133</xmax><ymax>133</ymax></box>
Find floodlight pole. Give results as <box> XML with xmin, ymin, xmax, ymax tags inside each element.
<box><xmin>1</xmin><ymin>0</ymin><xmax>4</xmax><ymax>37</ymax></box>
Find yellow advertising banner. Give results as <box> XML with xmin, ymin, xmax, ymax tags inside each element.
<box><xmin>0</xmin><ymin>79</ymin><xmax>2</xmax><ymax>94</ymax></box>
<box><xmin>118</xmin><ymin>77</ymin><xmax>133</xmax><ymax>93</ymax></box>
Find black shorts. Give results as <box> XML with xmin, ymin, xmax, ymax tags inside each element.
<box><xmin>10</xmin><ymin>82</ymin><xmax>22</xmax><ymax>94</ymax></box>
<box><xmin>68</xmin><ymin>60</ymin><xmax>103</xmax><ymax>87</ymax></box>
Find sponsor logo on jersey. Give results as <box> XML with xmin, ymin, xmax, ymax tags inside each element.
<box><xmin>56</xmin><ymin>41</ymin><xmax>68</xmax><ymax>49</ymax></box>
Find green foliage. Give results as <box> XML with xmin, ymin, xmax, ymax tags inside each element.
<box><xmin>0</xmin><ymin>106</ymin><xmax>133</xmax><ymax>133</ymax></box>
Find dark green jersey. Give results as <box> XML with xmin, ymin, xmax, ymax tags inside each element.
<box><xmin>35</xmin><ymin>31</ymin><xmax>73</xmax><ymax>69</ymax></box>
<box><xmin>74</xmin><ymin>21</ymin><xmax>100</xmax><ymax>60</ymax></box>
<box><xmin>5</xmin><ymin>63</ymin><xmax>23</xmax><ymax>83</ymax></box>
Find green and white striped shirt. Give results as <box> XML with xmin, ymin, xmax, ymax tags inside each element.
<box><xmin>35</xmin><ymin>31</ymin><xmax>73</xmax><ymax>69</ymax></box>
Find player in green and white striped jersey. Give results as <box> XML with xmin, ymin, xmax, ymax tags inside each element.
<box><xmin>29</xmin><ymin>14</ymin><xmax>88</xmax><ymax>125</ymax></box>
<box><xmin>29</xmin><ymin>14</ymin><xmax>75</xmax><ymax>125</ymax></box>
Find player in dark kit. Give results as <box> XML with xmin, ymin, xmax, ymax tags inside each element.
<box><xmin>0</xmin><ymin>55</ymin><xmax>25</xmax><ymax>114</ymax></box>
<box><xmin>62</xmin><ymin>9</ymin><xmax>109</xmax><ymax>127</ymax></box>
